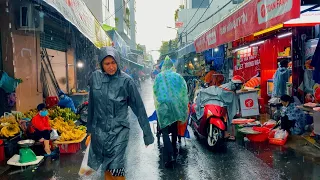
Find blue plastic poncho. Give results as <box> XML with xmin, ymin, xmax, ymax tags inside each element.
<box><xmin>58</xmin><ymin>90</ymin><xmax>77</xmax><ymax>113</ymax></box>
<box><xmin>153</xmin><ymin>56</ymin><xmax>188</xmax><ymax>129</ymax></box>
<box><xmin>272</xmin><ymin>67</ymin><xmax>290</xmax><ymax>97</ymax></box>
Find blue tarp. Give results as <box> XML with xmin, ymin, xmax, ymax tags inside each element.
<box><xmin>203</xmin><ymin>45</ymin><xmax>225</xmax><ymax>71</ymax></box>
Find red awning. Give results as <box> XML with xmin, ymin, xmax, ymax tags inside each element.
<box><xmin>194</xmin><ymin>0</ymin><xmax>301</xmax><ymax>53</ymax></box>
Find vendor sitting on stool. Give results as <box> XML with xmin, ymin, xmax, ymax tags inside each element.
<box><xmin>280</xmin><ymin>95</ymin><xmax>306</xmax><ymax>135</ymax></box>
<box><xmin>31</xmin><ymin>103</ymin><xmax>52</xmax><ymax>156</ymax></box>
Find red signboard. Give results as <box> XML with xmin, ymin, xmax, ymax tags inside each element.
<box><xmin>233</xmin><ymin>47</ymin><xmax>260</xmax><ymax>81</ymax></box>
<box><xmin>194</xmin><ymin>0</ymin><xmax>300</xmax><ymax>53</ymax></box>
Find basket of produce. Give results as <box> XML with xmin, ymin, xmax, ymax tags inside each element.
<box><xmin>50</xmin><ymin>117</ymin><xmax>86</xmax><ymax>153</ymax></box>
<box><xmin>0</xmin><ymin>114</ymin><xmax>21</xmax><ymax>138</ymax></box>
<box><xmin>246</xmin><ymin>127</ymin><xmax>272</xmax><ymax>142</ymax></box>
<box><xmin>268</xmin><ymin>129</ymin><xmax>288</xmax><ymax>146</ymax></box>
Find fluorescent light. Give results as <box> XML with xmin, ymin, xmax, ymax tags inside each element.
<box><xmin>250</xmin><ymin>40</ymin><xmax>265</xmax><ymax>47</ymax></box>
<box><xmin>77</xmin><ymin>62</ymin><xmax>84</xmax><ymax>68</ymax></box>
<box><xmin>233</xmin><ymin>46</ymin><xmax>249</xmax><ymax>52</ymax></box>
<box><xmin>214</xmin><ymin>48</ymin><xmax>219</xmax><ymax>52</ymax></box>
<box><xmin>254</xmin><ymin>24</ymin><xmax>283</xmax><ymax>36</ymax></box>
<box><xmin>278</xmin><ymin>32</ymin><xmax>292</xmax><ymax>39</ymax></box>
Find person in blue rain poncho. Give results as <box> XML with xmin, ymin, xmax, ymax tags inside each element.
<box><xmin>272</xmin><ymin>60</ymin><xmax>290</xmax><ymax>97</ymax></box>
<box><xmin>58</xmin><ymin>91</ymin><xmax>77</xmax><ymax>113</ymax></box>
<box><xmin>153</xmin><ymin>56</ymin><xmax>188</xmax><ymax>168</ymax></box>
<box><xmin>86</xmin><ymin>47</ymin><xmax>154</xmax><ymax>179</ymax></box>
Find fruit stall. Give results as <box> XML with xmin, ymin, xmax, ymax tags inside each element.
<box><xmin>0</xmin><ymin>106</ymin><xmax>87</xmax><ymax>163</ymax></box>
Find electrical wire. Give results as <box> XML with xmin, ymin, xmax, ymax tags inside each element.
<box><xmin>180</xmin><ymin>0</ymin><xmax>206</xmax><ymax>35</ymax></box>
<box><xmin>103</xmin><ymin>0</ymin><xmax>131</xmax><ymax>23</ymax></box>
<box><xmin>183</xmin><ymin>0</ymin><xmax>233</xmax><ymax>37</ymax></box>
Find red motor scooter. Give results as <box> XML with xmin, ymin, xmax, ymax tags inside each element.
<box><xmin>189</xmin><ymin>102</ymin><xmax>228</xmax><ymax>149</ymax></box>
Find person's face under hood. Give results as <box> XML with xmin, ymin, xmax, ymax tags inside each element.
<box><xmin>99</xmin><ymin>47</ymin><xmax>120</xmax><ymax>76</ymax></box>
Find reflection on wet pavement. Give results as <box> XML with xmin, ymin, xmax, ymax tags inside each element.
<box><xmin>1</xmin><ymin>79</ymin><xmax>320</xmax><ymax>180</ymax></box>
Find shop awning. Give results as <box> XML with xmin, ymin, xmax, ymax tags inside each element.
<box><xmin>284</xmin><ymin>6</ymin><xmax>320</xmax><ymax>27</ymax></box>
<box><xmin>107</xmin><ymin>30</ymin><xmax>131</xmax><ymax>57</ymax></box>
<box><xmin>42</xmin><ymin>0</ymin><xmax>112</xmax><ymax>48</ymax></box>
<box><xmin>121</xmin><ymin>56</ymin><xmax>144</xmax><ymax>69</ymax></box>
<box><xmin>178</xmin><ymin>42</ymin><xmax>196</xmax><ymax>58</ymax></box>
<box><xmin>194</xmin><ymin>0</ymin><xmax>301</xmax><ymax>53</ymax></box>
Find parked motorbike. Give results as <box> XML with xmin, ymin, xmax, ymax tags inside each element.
<box><xmin>189</xmin><ymin>99</ymin><xmax>228</xmax><ymax>150</ymax></box>
<box><xmin>77</xmin><ymin>101</ymin><xmax>89</xmax><ymax>125</ymax></box>
<box><xmin>189</xmin><ymin>75</ymin><xmax>244</xmax><ymax>150</ymax></box>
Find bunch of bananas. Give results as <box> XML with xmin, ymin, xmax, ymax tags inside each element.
<box><xmin>24</xmin><ymin>109</ymin><xmax>38</xmax><ymax>119</ymax></box>
<box><xmin>0</xmin><ymin>115</ymin><xmax>20</xmax><ymax>138</ymax></box>
<box><xmin>49</xmin><ymin>117</ymin><xmax>86</xmax><ymax>142</ymax></box>
<box><xmin>49</xmin><ymin>106</ymin><xmax>80</xmax><ymax>122</ymax></box>
<box><xmin>60</xmin><ymin>129</ymin><xmax>86</xmax><ymax>141</ymax></box>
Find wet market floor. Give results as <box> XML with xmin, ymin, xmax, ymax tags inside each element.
<box><xmin>1</xmin><ymin>79</ymin><xmax>320</xmax><ymax>180</ymax></box>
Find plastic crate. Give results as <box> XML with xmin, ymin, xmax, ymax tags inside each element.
<box><xmin>268</xmin><ymin>130</ymin><xmax>289</xmax><ymax>146</ymax></box>
<box><xmin>246</xmin><ymin>127</ymin><xmax>271</xmax><ymax>142</ymax></box>
<box><xmin>58</xmin><ymin>143</ymin><xmax>81</xmax><ymax>154</ymax></box>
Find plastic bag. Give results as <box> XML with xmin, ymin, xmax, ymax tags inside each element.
<box><xmin>50</xmin><ymin>129</ymin><xmax>59</xmax><ymax>140</ymax></box>
<box><xmin>0</xmin><ymin>72</ymin><xmax>21</xmax><ymax>93</ymax></box>
<box><xmin>79</xmin><ymin>142</ymin><xmax>94</xmax><ymax>176</ymax></box>
<box><xmin>274</xmin><ymin>129</ymin><xmax>286</xmax><ymax>139</ymax></box>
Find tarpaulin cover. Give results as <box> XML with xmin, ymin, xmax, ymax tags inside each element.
<box><xmin>153</xmin><ymin>56</ymin><xmax>188</xmax><ymax>129</ymax></box>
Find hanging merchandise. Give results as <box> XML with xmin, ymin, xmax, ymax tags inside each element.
<box><xmin>311</xmin><ymin>38</ymin><xmax>320</xmax><ymax>84</ymax></box>
<box><xmin>0</xmin><ymin>72</ymin><xmax>22</xmax><ymax>93</ymax></box>
<box><xmin>7</xmin><ymin>93</ymin><xmax>16</xmax><ymax>107</ymax></box>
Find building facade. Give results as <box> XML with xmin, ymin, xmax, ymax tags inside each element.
<box><xmin>114</xmin><ymin>0</ymin><xmax>137</xmax><ymax>50</ymax></box>
<box><xmin>177</xmin><ymin>0</ymin><xmax>245</xmax><ymax>46</ymax></box>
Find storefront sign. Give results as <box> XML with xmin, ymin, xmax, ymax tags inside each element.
<box><xmin>44</xmin><ymin>0</ymin><xmax>112</xmax><ymax>48</ymax></box>
<box><xmin>233</xmin><ymin>47</ymin><xmax>260</xmax><ymax>81</ymax></box>
<box><xmin>194</xmin><ymin>0</ymin><xmax>300</xmax><ymax>53</ymax></box>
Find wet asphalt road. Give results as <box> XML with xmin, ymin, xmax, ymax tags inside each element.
<box><xmin>1</xmin><ymin>79</ymin><xmax>320</xmax><ymax>180</ymax></box>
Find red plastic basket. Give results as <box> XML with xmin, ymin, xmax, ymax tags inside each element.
<box><xmin>46</xmin><ymin>96</ymin><xmax>59</xmax><ymax>109</ymax></box>
<box><xmin>268</xmin><ymin>130</ymin><xmax>289</xmax><ymax>146</ymax></box>
<box><xmin>58</xmin><ymin>143</ymin><xmax>81</xmax><ymax>154</ymax></box>
<box><xmin>0</xmin><ymin>140</ymin><xmax>5</xmax><ymax>161</ymax></box>
<box><xmin>246</xmin><ymin>127</ymin><xmax>272</xmax><ymax>142</ymax></box>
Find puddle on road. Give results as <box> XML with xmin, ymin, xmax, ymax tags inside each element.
<box><xmin>243</xmin><ymin>141</ymin><xmax>320</xmax><ymax>180</ymax></box>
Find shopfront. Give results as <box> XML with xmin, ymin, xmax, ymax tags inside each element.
<box><xmin>194</xmin><ymin>0</ymin><xmax>320</xmax><ymax>114</ymax></box>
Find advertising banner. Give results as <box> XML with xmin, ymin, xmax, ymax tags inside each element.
<box><xmin>194</xmin><ymin>0</ymin><xmax>300</xmax><ymax>53</ymax></box>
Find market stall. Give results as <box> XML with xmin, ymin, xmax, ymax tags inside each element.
<box><xmin>192</xmin><ymin>0</ymin><xmax>320</xmax><ymax>145</ymax></box>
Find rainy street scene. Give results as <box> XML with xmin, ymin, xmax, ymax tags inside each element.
<box><xmin>1</xmin><ymin>0</ymin><xmax>320</xmax><ymax>180</ymax></box>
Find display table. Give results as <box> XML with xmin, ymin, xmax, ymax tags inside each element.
<box><xmin>236</xmin><ymin>89</ymin><xmax>259</xmax><ymax>117</ymax></box>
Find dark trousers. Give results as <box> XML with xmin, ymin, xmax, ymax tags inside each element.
<box><xmin>161</xmin><ymin>122</ymin><xmax>178</xmax><ymax>162</ymax></box>
<box><xmin>281</xmin><ymin>115</ymin><xmax>295</xmax><ymax>133</ymax></box>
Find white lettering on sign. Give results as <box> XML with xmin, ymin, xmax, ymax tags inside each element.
<box><xmin>257</xmin><ymin>0</ymin><xmax>292</xmax><ymax>24</ymax></box>
<box><xmin>220</xmin><ymin>12</ymin><xmax>247</xmax><ymax>35</ymax></box>
<box><xmin>206</xmin><ymin>30</ymin><xmax>217</xmax><ymax>46</ymax></box>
